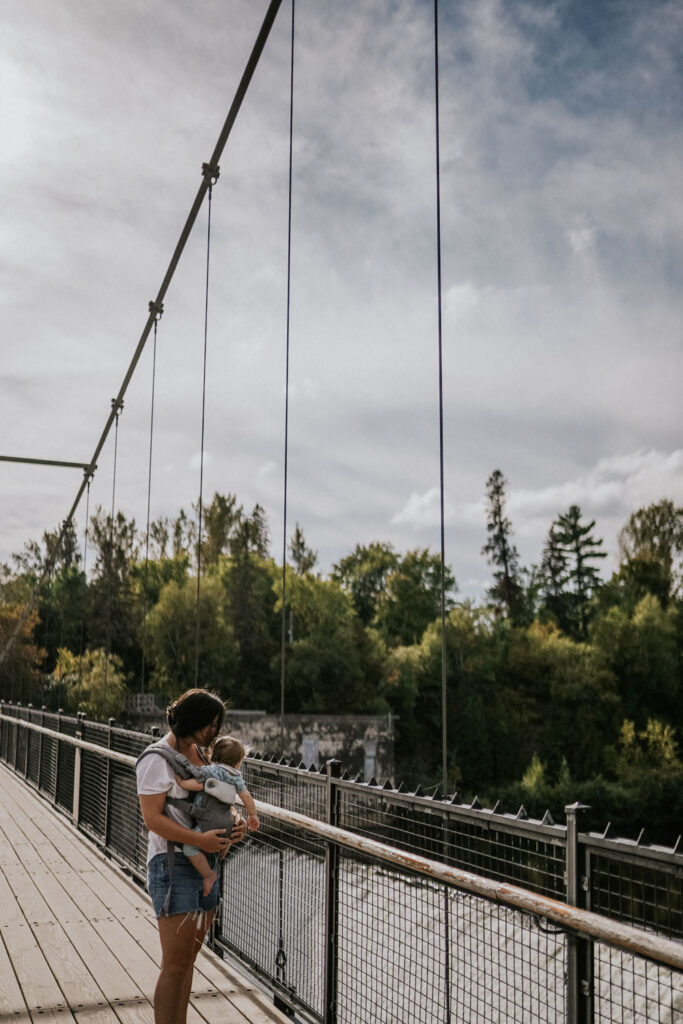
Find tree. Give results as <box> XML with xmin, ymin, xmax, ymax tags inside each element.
<box><xmin>0</xmin><ymin>604</ymin><xmax>44</xmax><ymax>704</ymax></box>
<box><xmin>591</xmin><ymin>594</ymin><xmax>680</xmax><ymax>728</ymax></box>
<box><xmin>289</xmin><ymin>523</ymin><xmax>317</xmax><ymax>575</ymax></box>
<box><xmin>52</xmin><ymin>647</ymin><xmax>127</xmax><ymax>720</ymax></box>
<box><xmin>87</xmin><ymin>507</ymin><xmax>141</xmax><ymax>676</ymax></box>
<box><xmin>200</xmin><ymin>492</ymin><xmax>241</xmax><ymax>567</ymax></box>
<box><xmin>145</xmin><ymin>576</ymin><xmax>237</xmax><ymax>698</ymax></box>
<box><xmin>543</xmin><ymin>505</ymin><xmax>606</xmax><ymax>637</ymax></box>
<box><xmin>481</xmin><ymin>470</ymin><xmax>523</xmax><ymax>619</ymax></box>
<box><xmin>274</xmin><ymin>570</ymin><xmax>388</xmax><ymax>714</ymax></box>
<box><xmin>332</xmin><ymin>543</ymin><xmax>399</xmax><ymax>626</ymax></box>
<box><xmin>619</xmin><ymin>499</ymin><xmax>683</xmax><ymax>602</ymax></box>
<box><xmin>375</xmin><ymin>549</ymin><xmax>456</xmax><ymax>647</ymax></box>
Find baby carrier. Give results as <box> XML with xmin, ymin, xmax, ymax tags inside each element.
<box><xmin>136</xmin><ymin>743</ymin><xmax>237</xmax><ymax>911</ymax></box>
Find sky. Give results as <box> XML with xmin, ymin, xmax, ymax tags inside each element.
<box><xmin>1</xmin><ymin>0</ymin><xmax>682</xmax><ymax>600</ymax></box>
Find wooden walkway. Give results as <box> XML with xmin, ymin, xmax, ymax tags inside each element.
<box><xmin>0</xmin><ymin>762</ymin><xmax>293</xmax><ymax>1024</ymax></box>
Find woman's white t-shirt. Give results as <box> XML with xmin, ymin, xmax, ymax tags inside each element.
<box><xmin>135</xmin><ymin>736</ymin><xmax>196</xmax><ymax>864</ymax></box>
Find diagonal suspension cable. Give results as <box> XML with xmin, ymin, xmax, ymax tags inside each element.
<box><xmin>0</xmin><ymin>0</ymin><xmax>283</xmax><ymax>673</ymax></box>
<box><xmin>280</xmin><ymin>0</ymin><xmax>296</xmax><ymax>745</ymax></box>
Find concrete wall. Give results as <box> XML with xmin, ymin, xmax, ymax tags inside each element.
<box><xmin>125</xmin><ymin>696</ymin><xmax>396</xmax><ymax>781</ymax></box>
<box><xmin>224</xmin><ymin>710</ymin><xmax>395</xmax><ymax>781</ymax></box>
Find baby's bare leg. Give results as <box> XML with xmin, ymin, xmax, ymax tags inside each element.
<box><xmin>187</xmin><ymin>851</ymin><xmax>218</xmax><ymax>897</ymax></box>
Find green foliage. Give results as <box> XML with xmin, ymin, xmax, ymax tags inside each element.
<box><xmin>0</xmin><ymin>604</ymin><xmax>44</xmax><ymax>704</ymax></box>
<box><xmin>619</xmin><ymin>499</ymin><xmax>683</xmax><ymax>602</ymax></box>
<box><xmin>482</xmin><ymin>469</ymin><xmax>523</xmax><ymax>619</ymax></box>
<box><xmin>332</xmin><ymin>543</ymin><xmax>399</xmax><ymax>626</ymax></box>
<box><xmin>289</xmin><ymin>523</ymin><xmax>317</xmax><ymax>575</ymax></box>
<box><xmin>52</xmin><ymin>647</ymin><xmax>127</xmax><ymax>720</ymax></box>
<box><xmin>275</xmin><ymin>569</ymin><xmax>388</xmax><ymax>714</ymax></box>
<box><xmin>541</xmin><ymin>505</ymin><xmax>606</xmax><ymax>637</ymax></box>
<box><xmin>590</xmin><ymin>595</ymin><xmax>680</xmax><ymax>727</ymax></box>
<box><xmin>145</xmin><ymin>575</ymin><xmax>237</xmax><ymax>699</ymax></box>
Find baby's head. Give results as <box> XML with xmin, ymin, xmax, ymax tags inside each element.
<box><xmin>211</xmin><ymin>735</ymin><xmax>245</xmax><ymax>769</ymax></box>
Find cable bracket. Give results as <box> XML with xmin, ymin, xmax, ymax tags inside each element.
<box><xmin>148</xmin><ymin>300</ymin><xmax>164</xmax><ymax>321</ymax></box>
<box><xmin>201</xmin><ymin>162</ymin><xmax>220</xmax><ymax>186</ymax></box>
<box><xmin>111</xmin><ymin>397</ymin><xmax>124</xmax><ymax>416</ymax></box>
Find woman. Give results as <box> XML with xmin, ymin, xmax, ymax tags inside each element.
<box><xmin>136</xmin><ymin>688</ymin><xmax>247</xmax><ymax>1024</ymax></box>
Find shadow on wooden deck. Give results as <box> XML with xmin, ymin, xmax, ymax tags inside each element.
<box><xmin>0</xmin><ymin>761</ymin><xmax>294</xmax><ymax>1024</ymax></box>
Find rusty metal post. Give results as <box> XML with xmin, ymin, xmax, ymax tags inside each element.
<box><xmin>103</xmin><ymin>717</ymin><xmax>115</xmax><ymax>849</ymax></box>
<box><xmin>566</xmin><ymin>802</ymin><xmax>593</xmax><ymax>1024</ymax></box>
<box><xmin>73</xmin><ymin>713</ymin><xmax>83</xmax><ymax>826</ymax></box>
<box><xmin>324</xmin><ymin>759</ymin><xmax>342</xmax><ymax>1024</ymax></box>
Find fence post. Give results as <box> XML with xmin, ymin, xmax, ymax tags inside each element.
<box><xmin>565</xmin><ymin>802</ymin><xmax>593</xmax><ymax>1024</ymax></box>
<box><xmin>324</xmin><ymin>759</ymin><xmax>342</xmax><ymax>1024</ymax></box>
<box><xmin>54</xmin><ymin>708</ymin><xmax>63</xmax><ymax>803</ymax></box>
<box><xmin>24</xmin><ymin>704</ymin><xmax>32</xmax><ymax>777</ymax></box>
<box><xmin>73</xmin><ymin>712</ymin><xmax>83</xmax><ymax>827</ymax></box>
<box><xmin>103</xmin><ymin>717</ymin><xmax>115</xmax><ymax>849</ymax></box>
<box><xmin>38</xmin><ymin>706</ymin><xmax>46</xmax><ymax>790</ymax></box>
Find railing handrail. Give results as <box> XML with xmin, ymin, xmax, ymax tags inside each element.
<box><xmin>2</xmin><ymin>707</ymin><xmax>682</xmax><ymax>975</ymax></box>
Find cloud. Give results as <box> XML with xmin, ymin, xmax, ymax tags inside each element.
<box><xmin>392</xmin><ymin>487</ymin><xmax>454</xmax><ymax>528</ymax></box>
<box><xmin>509</xmin><ymin>450</ymin><xmax>683</xmax><ymax>527</ymax></box>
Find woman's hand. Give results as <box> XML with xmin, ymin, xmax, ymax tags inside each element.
<box><xmin>198</xmin><ymin>828</ymin><xmax>232</xmax><ymax>854</ymax></box>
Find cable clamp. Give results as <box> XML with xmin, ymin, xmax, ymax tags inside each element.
<box><xmin>111</xmin><ymin>398</ymin><xmax>125</xmax><ymax>415</ymax></box>
<box><xmin>148</xmin><ymin>300</ymin><xmax>164</xmax><ymax>321</ymax></box>
<box><xmin>202</xmin><ymin>162</ymin><xmax>220</xmax><ymax>186</ymax></box>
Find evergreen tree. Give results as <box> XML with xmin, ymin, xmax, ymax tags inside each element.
<box><xmin>546</xmin><ymin>505</ymin><xmax>606</xmax><ymax>637</ymax></box>
<box><xmin>289</xmin><ymin>523</ymin><xmax>317</xmax><ymax>575</ymax></box>
<box><xmin>481</xmin><ymin>470</ymin><xmax>523</xmax><ymax>619</ymax></box>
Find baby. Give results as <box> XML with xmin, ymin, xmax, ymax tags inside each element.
<box><xmin>175</xmin><ymin>735</ymin><xmax>259</xmax><ymax>896</ymax></box>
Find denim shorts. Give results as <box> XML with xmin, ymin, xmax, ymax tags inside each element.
<box><xmin>147</xmin><ymin>850</ymin><xmax>220</xmax><ymax>918</ymax></box>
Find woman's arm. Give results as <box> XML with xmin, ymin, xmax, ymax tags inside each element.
<box><xmin>138</xmin><ymin>793</ymin><xmax>230</xmax><ymax>853</ymax></box>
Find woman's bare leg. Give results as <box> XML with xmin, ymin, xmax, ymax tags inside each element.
<box><xmin>155</xmin><ymin>910</ymin><xmax>215</xmax><ymax>1024</ymax></box>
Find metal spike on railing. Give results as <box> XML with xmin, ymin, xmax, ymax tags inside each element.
<box><xmin>413</xmin><ymin>784</ymin><xmax>424</xmax><ymax>797</ymax></box>
<box><xmin>673</xmin><ymin>835</ymin><xmax>681</xmax><ymax>854</ymax></box>
<box><xmin>603</xmin><ymin>822</ymin><xmax>614</xmax><ymax>839</ymax></box>
<box><xmin>491</xmin><ymin>800</ymin><xmax>500</xmax><ymax>814</ymax></box>
<box><xmin>396</xmin><ymin>781</ymin><xmax>408</xmax><ymax>793</ymax></box>
<box><xmin>636</xmin><ymin>828</ymin><xmax>647</xmax><ymax>846</ymax></box>
<box><xmin>516</xmin><ymin>804</ymin><xmax>528</xmax><ymax>820</ymax></box>
<box><xmin>382</xmin><ymin>779</ymin><xmax>393</xmax><ymax>790</ymax></box>
<box><xmin>297</xmin><ymin>761</ymin><xmax>306</xmax><ymax>770</ymax></box>
<box><xmin>352</xmin><ymin>772</ymin><xmax>361</xmax><ymax>783</ymax></box>
<box><xmin>429</xmin><ymin>787</ymin><xmax>443</xmax><ymax>800</ymax></box>
<box><xmin>318</xmin><ymin>763</ymin><xmax>327</xmax><ymax>774</ymax></box>
<box><xmin>449</xmin><ymin>791</ymin><xmax>461</xmax><ymax>805</ymax></box>
<box><xmin>366</xmin><ymin>776</ymin><xmax>378</xmax><ymax>787</ymax></box>
<box><xmin>541</xmin><ymin>810</ymin><xmax>555</xmax><ymax>826</ymax></box>
<box><xmin>470</xmin><ymin>795</ymin><xmax>482</xmax><ymax>810</ymax></box>
<box><xmin>340</xmin><ymin>769</ymin><xmax>350</xmax><ymax>781</ymax></box>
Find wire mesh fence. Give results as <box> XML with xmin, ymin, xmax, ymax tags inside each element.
<box><xmin>1</xmin><ymin>702</ymin><xmax>682</xmax><ymax>1024</ymax></box>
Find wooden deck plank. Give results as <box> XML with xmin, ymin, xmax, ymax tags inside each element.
<box><xmin>1</xmin><ymin>918</ymin><xmax>69</xmax><ymax>1013</ymax></box>
<box><xmin>0</xmin><ymin>929</ymin><xmax>28</xmax><ymax>1016</ymax></box>
<box><xmin>0</xmin><ymin>764</ymin><xmax>292</xmax><ymax>1024</ymax></box>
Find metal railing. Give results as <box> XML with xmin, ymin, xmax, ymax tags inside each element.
<box><xmin>1</xmin><ymin>702</ymin><xmax>682</xmax><ymax>1024</ymax></box>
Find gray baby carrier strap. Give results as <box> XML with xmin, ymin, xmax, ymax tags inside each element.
<box><xmin>136</xmin><ymin>744</ymin><xmax>236</xmax><ymax>914</ymax></box>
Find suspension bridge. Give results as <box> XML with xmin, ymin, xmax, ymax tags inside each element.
<box><xmin>2</xmin><ymin>3</ymin><xmax>682</xmax><ymax>1022</ymax></box>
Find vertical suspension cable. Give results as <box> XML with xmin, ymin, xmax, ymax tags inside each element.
<box><xmin>104</xmin><ymin>402</ymin><xmax>122</xmax><ymax>700</ymax></box>
<box><xmin>433</xmin><ymin>0</ymin><xmax>449</xmax><ymax>796</ymax></box>
<box><xmin>141</xmin><ymin>308</ymin><xmax>161</xmax><ymax>693</ymax></box>
<box><xmin>77</xmin><ymin>476</ymin><xmax>92</xmax><ymax>683</ymax></box>
<box><xmin>195</xmin><ymin>179</ymin><xmax>215</xmax><ymax>687</ymax></box>
<box><xmin>280</xmin><ymin>0</ymin><xmax>296</xmax><ymax>747</ymax></box>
